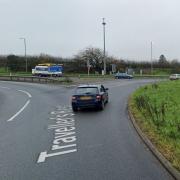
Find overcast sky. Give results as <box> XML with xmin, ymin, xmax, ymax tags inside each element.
<box><xmin>0</xmin><ymin>0</ymin><xmax>180</xmax><ymax>61</ymax></box>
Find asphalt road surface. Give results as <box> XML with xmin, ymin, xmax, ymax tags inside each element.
<box><xmin>0</xmin><ymin>79</ymin><xmax>174</xmax><ymax>180</ymax></box>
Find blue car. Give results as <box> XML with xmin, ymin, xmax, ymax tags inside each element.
<box><xmin>114</xmin><ymin>73</ymin><xmax>133</xmax><ymax>79</ymax></box>
<box><xmin>71</xmin><ymin>84</ymin><xmax>109</xmax><ymax>111</ymax></box>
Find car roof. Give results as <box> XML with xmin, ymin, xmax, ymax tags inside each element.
<box><xmin>77</xmin><ymin>84</ymin><xmax>101</xmax><ymax>88</ymax></box>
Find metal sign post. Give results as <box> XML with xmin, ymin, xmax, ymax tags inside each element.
<box><xmin>87</xmin><ymin>60</ymin><xmax>91</xmax><ymax>76</ymax></box>
<box><xmin>111</xmin><ymin>64</ymin><xmax>116</xmax><ymax>74</ymax></box>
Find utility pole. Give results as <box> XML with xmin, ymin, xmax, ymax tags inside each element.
<box><xmin>87</xmin><ymin>59</ymin><xmax>91</xmax><ymax>76</ymax></box>
<box><xmin>20</xmin><ymin>38</ymin><xmax>27</xmax><ymax>72</ymax></box>
<box><xmin>151</xmin><ymin>41</ymin><xmax>153</xmax><ymax>75</ymax></box>
<box><xmin>102</xmin><ymin>18</ymin><xmax>106</xmax><ymax>75</ymax></box>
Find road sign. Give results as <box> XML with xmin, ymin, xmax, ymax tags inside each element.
<box><xmin>111</xmin><ymin>64</ymin><xmax>116</xmax><ymax>73</ymax></box>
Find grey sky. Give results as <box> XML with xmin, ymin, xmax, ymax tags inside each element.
<box><xmin>0</xmin><ymin>0</ymin><xmax>180</xmax><ymax>61</ymax></box>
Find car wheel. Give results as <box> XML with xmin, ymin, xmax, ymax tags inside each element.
<box><xmin>72</xmin><ymin>106</ymin><xmax>78</xmax><ymax>112</ymax></box>
<box><xmin>106</xmin><ymin>98</ymin><xmax>109</xmax><ymax>103</ymax></box>
<box><xmin>99</xmin><ymin>101</ymin><xmax>105</xmax><ymax>110</ymax></box>
<box><xmin>105</xmin><ymin>96</ymin><xmax>109</xmax><ymax>103</ymax></box>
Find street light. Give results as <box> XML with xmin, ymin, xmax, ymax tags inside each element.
<box><xmin>102</xmin><ymin>18</ymin><xmax>106</xmax><ymax>75</ymax></box>
<box><xmin>19</xmin><ymin>37</ymin><xmax>27</xmax><ymax>72</ymax></box>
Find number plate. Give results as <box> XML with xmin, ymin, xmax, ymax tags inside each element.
<box><xmin>80</xmin><ymin>96</ymin><xmax>92</xmax><ymax>100</ymax></box>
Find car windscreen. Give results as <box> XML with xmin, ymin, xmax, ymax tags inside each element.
<box><xmin>35</xmin><ymin>67</ymin><xmax>48</xmax><ymax>71</ymax></box>
<box><xmin>76</xmin><ymin>87</ymin><xmax>99</xmax><ymax>95</ymax></box>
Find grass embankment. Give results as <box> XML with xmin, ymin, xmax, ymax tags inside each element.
<box><xmin>0</xmin><ymin>68</ymin><xmax>32</xmax><ymax>76</ymax></box>
<box><xmin>130</xmin><ymin>80</ymin><xmax>180</xmax><ymax>171</ymax></box>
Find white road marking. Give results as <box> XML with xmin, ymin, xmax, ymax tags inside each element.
<box><xmin>0</xmin><ymin>85</ymin><xmax>32</xmax><ymax>122</ymax></box>
<box><xmin>18</xmin><ymin>90</ymin><xmax>32</xmax><ymax>98</ymax></box>
<box><xmin>37</xmin><ymin>106</ymin><xmax>77</xmax><ymax>163</ymax></box>
<box><xmin>37</xmin><ymin>149</ymin><xmax>77</xmax><ymax>163</ymax></box>
<box><xmin>7</xmin><ymin>100</ymin><xmax>30</xmax><ymax>122</ymax></box>
<box><xmin>0</xmin><ymin>86</ymin><xmax>32</xmax><ymax>98</ymax></box>
<box><xmin>0</xmin><ymin>86</ymin><xmax>11</xmax><ymax>90</ymax></box>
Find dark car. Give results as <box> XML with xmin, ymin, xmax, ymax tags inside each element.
<box><xmin>114</xmin><ymin>73</ymin><xmax>133</xmax><ymax>79</ymax></box>
<box><xmin>71</xmin><ymin>84</ymin><xmax>109</xmax><ymax>111</ymax></box>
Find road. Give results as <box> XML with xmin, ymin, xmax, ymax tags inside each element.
<box><xmin>0</xmin><ymin>79</ymin><xmax>174</xmax><ymax>180</ymax></box>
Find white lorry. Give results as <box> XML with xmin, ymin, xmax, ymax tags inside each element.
<box><xmin>32</xmin><ymin>64</ymin><xmax>63</xmax><ymax>77</ymax></box>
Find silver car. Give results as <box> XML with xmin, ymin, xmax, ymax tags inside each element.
<box><xmin>169</xmin><ymin>74</ymin><xmax>180</xmax><ymax>80</ymax></box>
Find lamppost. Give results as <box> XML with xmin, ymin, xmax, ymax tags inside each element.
<box><xmin>20</xmin><ymin>37</ymin><xmax>27</xmax><ymax>72</ymax></box>
<box><xmin>102</xmin><ymin>18</ymin><xmax>106</xmax><ymax>75</ymax></box>
<box><xmin>150</xmin><ymin>41</ymin><xmax>153</xmax><ymax>75</ymax></box>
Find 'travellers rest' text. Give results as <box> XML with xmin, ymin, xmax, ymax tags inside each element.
<box><xmin>37</xmin><ymin>106</ymin><xmax>77</xmax><ymax>163</ymax></box>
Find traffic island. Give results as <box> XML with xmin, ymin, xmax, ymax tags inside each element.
<box><xmin>128</xmin><ymin>84</ymin><xmax>180</xmax><ymax>180</ymax></box>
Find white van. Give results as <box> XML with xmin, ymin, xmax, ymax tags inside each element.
<box><xmin>169</xmin><ymin>74</ymin><xmax>180</xmax><ymax>80</ymax></box>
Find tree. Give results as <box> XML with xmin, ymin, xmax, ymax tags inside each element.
<box><xmin>7</xmin><ymin>55</ymin><xmax>20</xmax><ymax>72</ymax></box>
<box><xmin>171</xmin><ymin>59</ymin><xmax>179</xmax><ymax>67</ymax></box>
<box><xmin>158</xmin><ymin>54</ymin><xmax>169</xmax><ymax>67</ymax></box>
<box><xmin>171</xmin><ymin>59</ymin><xmax>180</xmax><ymax>73</ymax></box>
<box><xmin>75</xmin><ymin>47</ymin><xmax>104</xmax><ymax>73</ymax></box>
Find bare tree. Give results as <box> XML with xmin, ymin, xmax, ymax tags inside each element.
<box><xmin>76</xmin><ymin>47</ymin><xmax>104</xmax><ymax>73</ymax></box>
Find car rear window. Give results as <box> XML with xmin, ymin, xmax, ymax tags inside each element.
<box><xmin>76</xmin><ymin>87</ymin><xmax>98</xmax><ymax>95</ymax></box>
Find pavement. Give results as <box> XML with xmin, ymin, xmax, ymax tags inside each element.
<box><xmin>0</xmin><ymin>79</ymin><xmax>174</xmax><ymax>180</ymax></box>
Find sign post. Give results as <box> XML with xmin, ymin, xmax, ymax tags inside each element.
<box><xmin>87</xmin><ymin>60</ymin><xmax>91</xmax><ymax>76</ymax></box>
<box><xmin>111</xmin><ymin>64</ymin><xmax>116</xmax><ymax>74</ymax></box>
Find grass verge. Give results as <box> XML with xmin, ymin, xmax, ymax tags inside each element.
<box><xmin>129</xmin><ymin>80</ymin><xmax>180</xmax><ymax>171</ymax></box>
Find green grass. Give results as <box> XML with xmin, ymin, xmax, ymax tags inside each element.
<box><xmin>0</xmin><ymin>67</ymin><xmax>7</xmax><ymax>73</ymax></box>
<box><xmin>134</xmin><ymin>74</ymin><xmax>168</xmax><ymax>79</ymax></box>
<box><xmin>130</xmin><ymin>80</ymin><xmax>180</xmax><ymax>171</ymax></box>
<box><xmin>0</xmin><ymin>67</ymin><xmax>32</xmax><ymax>75</ymax></box>
<box><xmin>152</xmin><ymin>68</ymin><xmax>172</xmax><ymax>75</ymax></box>
<box><xmin>134</xmin><ymin>68</ymin><xmax>172</xmax><ymax>75</ymax></box>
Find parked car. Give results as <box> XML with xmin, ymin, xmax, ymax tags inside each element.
<box><xmin>114</xmin><ymin>73</ymin><xmax>133</xmax><ymax>79</ymax></box>
<box><xmin>71</xmin><ymin>84</ymin><xmax>109</xmax><ymax>111</ymax></box>
<box><xmin>169</xmin><ymin>74</ymin><xmax>180</xmax><ymax>80</ymax></box>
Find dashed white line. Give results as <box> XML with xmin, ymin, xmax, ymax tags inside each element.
<box><xmin>7</xmin><ymin>100</ymin><xmax>30</xmax><ymax>122</ymax></box>
<box><xmin>18</xmin><ymin>90</ymin><xmax>32</xmax><ymax>98</ymax></box>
